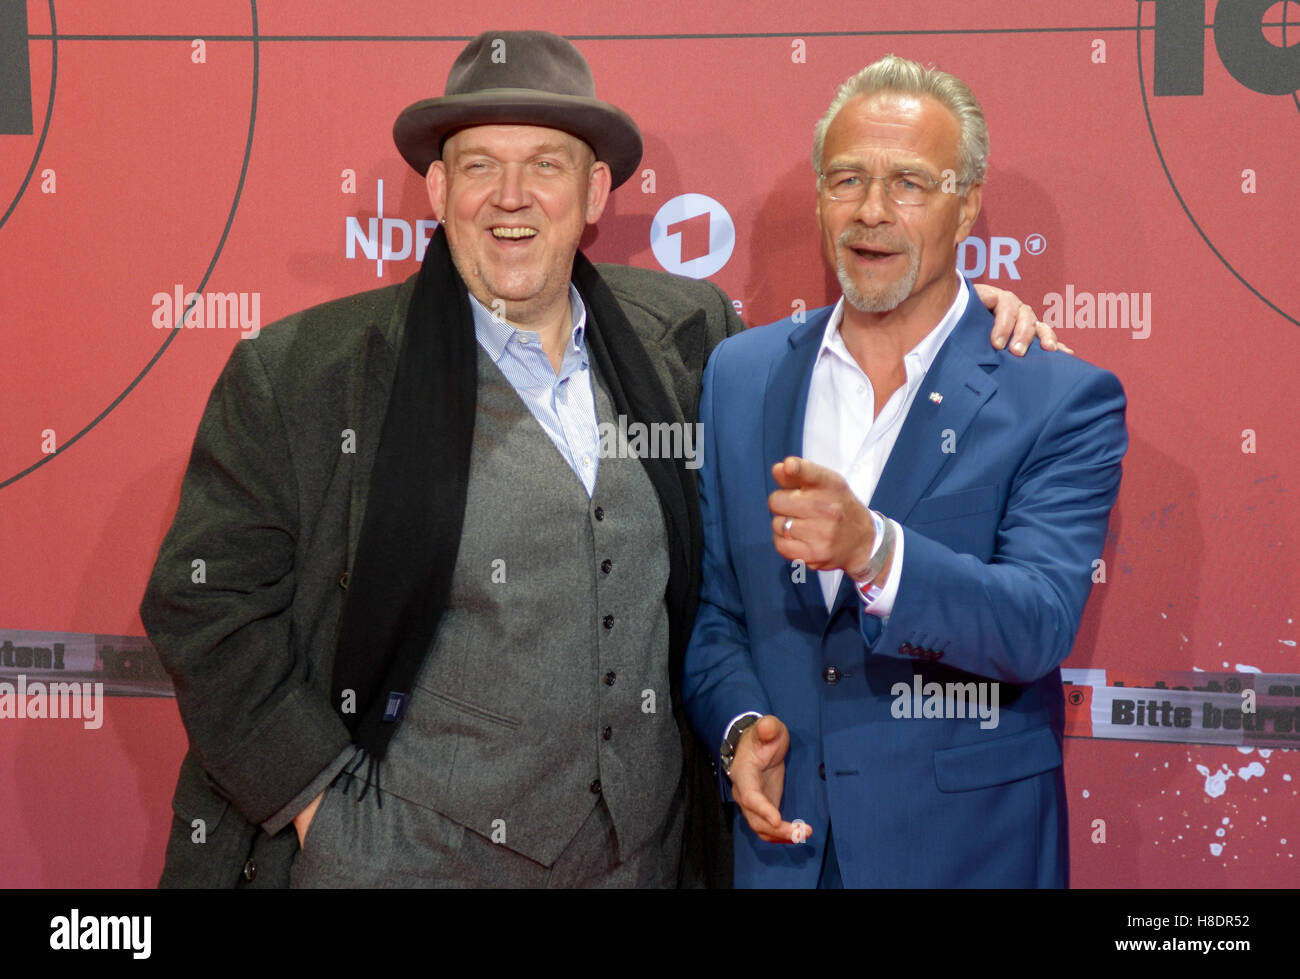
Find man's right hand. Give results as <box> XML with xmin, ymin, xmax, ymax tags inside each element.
<box><xmin>728</xmin><ymin>714</ymin><xmax>810</xmax><ymax>844</ymax></box>
<box><xmin>293</xmin><ymin>791</ymin><xmax>325</xmax><ymax>848</ymax></box>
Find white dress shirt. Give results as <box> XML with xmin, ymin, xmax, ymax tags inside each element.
<box><xmin>722</xmin><ymin>273</ymin><xmax>971</xmax><ymax>749</ymax></box>
<box><xmin>802</xmin><ymin>272</ymin><xmax>969</xmax><ymax>615</ymax></box>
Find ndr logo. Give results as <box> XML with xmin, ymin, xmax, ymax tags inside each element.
<box><xmin>345</xmin><ymin>180</ymin><xmax>437</xmax><ymax>277</ymax></box>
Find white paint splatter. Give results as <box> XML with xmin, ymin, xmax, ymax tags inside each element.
<box><xmin>1210</xmin><ymin>843</ymin><xmax>1224</xmax><ymax>856</ymax></box>
<box><xmin>1238</xmin><ymin>762</ymin><xmax>1266</xmax><ymax>781</ymax></box>
<box><xmin>1237</xmin><ymin>746</ymin><xmax>1255</xmax><ymax>755</ymax></box>
<box><xmin>1216</xmin><ymin>828</ymin><xmax>1226</xmax><ymax>837</ymax></box>
<box><xmin>1280</xmin><ymin>639</ymin><xmax>1297</xmax><ymax>647</ymax></box>
<box><xmin>1197</xmin><ymin>764</ymin><xmax>1233</xmax><ymax>798</ymax></box>
<box><xmin>1082</xmin><ymin>789</ymin><xmax>1090</xmax><ymax>798</ymax></box>
<box><xmin>1259</xmin><ymin>749</ymin><xmax>1273</xmax><ymax>758</ymax></box>
<box><xmin>1235</xmin><ymin>663</ymin><xmax>1261</xmax><ymax>673</ymax></box>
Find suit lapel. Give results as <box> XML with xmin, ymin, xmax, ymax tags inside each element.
<box><xmin>869</xmin><ymin>289</ymin><xmax>1001</xmax><ymax>523</ymax></box>
<box><xmin>764</xmin><ymin>309</ymin><xmax>835</xmax><ymax>623</ymax></box>
<box><xmin>823</xmin><ymin>284</ymin><xmax>1001</xmax><ymax>626</ymax></box>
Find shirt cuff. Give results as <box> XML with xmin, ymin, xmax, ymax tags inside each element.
<box><xmin>858</xmin><ymin>518</ymin><xmax>905</xmax><ymax>618</ymax></box>
<box><xmin>260</xmin><ymin>744</ymin><xmax>358</xmax><ymax>837</ymax></box>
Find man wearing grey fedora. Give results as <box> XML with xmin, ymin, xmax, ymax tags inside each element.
<box><xmin>141</xmin><ymin>30</ymin><xmax>1053</xmax><ymax>887</ymax></box>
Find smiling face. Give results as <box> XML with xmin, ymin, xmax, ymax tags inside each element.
<box><xmin>816</xmin><ymin>92</ymin><xmax>982</xmax><ymax>325</ymax></box>
<box><xmin>427</xmin><ymin>124</ymin><xmax>611</xmax><ymax>329</ymax></box>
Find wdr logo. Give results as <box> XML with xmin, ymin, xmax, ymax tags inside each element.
<box><xmin>957</xmin><ymin>235</ymin><xmax>1032</xmax><ymax>281</ymax></box>
<box><xmin>649</xmin><ymin>193</ymin><xmax>735</xmax><ymax>279</ymax></box>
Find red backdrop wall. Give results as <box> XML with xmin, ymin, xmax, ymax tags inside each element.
<box><xmin>2</xmin><ymin>0</ymin><xmax>1297</xmax><ymax>887</ymax></box>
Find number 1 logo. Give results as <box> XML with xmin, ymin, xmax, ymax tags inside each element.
<box><xmin>650</xmin><ymin>193</ymin><xmax>735</xmax><ymax>279</ymax></box>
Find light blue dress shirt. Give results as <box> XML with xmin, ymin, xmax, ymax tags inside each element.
<box><xmin>467</xmin><ymin>285</ymin><xmax>602</xmax><ymax>496</ymax></box>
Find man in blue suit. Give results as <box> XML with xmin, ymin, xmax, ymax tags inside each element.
<box><xmin>682</xmin><ymin>54</ymin><xmax>1127</xmax><ymax>888</ymax></box>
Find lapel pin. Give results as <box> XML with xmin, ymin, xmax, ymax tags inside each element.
<box><xmin>928</xmin><ymin>391</ymin><xmax>943</xmax><ymax>404</ymax></box>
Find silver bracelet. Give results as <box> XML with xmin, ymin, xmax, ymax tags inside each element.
<box><xmin>849</xmin><ymin>512</ymin><xmax>895</xmax><ymax>584</ymax></box>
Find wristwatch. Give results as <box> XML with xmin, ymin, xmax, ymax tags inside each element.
<box><xmin>719</xmin><ymin>712</ymin><xmax>762</xmax><ymax>775</ymax></box>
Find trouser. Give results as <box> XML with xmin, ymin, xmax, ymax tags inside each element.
<box><xmin>289</xmin><ymin>775</ymin><xmax>684</xmax><ymax>888</ymax></box>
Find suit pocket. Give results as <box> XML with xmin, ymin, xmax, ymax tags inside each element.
<box><xmin>416</xmin><ymin>686</ymin><xmax>522</xmax><ymax>730</ymax></box>
<box><xmin>933</xmin><ymin>724</ymin><xmax>1062</xmax><ymax>792</ymax></box>
<box><xmin>162</xmin><ymin>753</ymin><xmax>256</xmax><ymax>888</ymax></box>
<box><xmin>908</xmin><ymin>484</ymin><xmax>1000</xmax><ymax>525</ymax></box>
<box><xmin>170</xmin><ymin>754</ymin><xmax>232</xmax><ymax>833</ymax></box>
<box><xmin>290</xmin><ymin>780</ymin><xmax>347</xmax><ymax>888</ymax></box>
<box><xmin>297</xmin><ymin>779</ymin><xmax>339</xmax><ymax>852</ymax></box>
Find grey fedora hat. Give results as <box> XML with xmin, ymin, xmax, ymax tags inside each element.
<box><xmin>393</xmin><ymin>31</ymin><xmax>643</xmax><ymax>187</ymax></box>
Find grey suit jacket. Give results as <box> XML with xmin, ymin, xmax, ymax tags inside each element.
<box><xmin>141</xmin><ymin>262</ymin><xmax>743</xmax><ymax>887</ymax></box>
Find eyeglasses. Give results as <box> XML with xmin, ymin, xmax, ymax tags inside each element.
<box><xmin>817</xmin><ymin>167</ymin><xmax>955</xmax><ymax>207</ymax></box>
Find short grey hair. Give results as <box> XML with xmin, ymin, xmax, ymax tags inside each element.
<box><xmin>811</xmin><ymin>53</ymin><xmax>989</xmax><ymax>186</ymax></box>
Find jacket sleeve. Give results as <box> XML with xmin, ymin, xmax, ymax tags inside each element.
<box><xmin>141</xmin><ymin>338</ymin><xmax>353</xmax><ymax>825</ymax></box>
<box><xmin>871</xmin><ymin>366</ymin><xmax>1128</xmax><ymax>683</ymax></box>
<box><xmin>682</xmin><ymin>342</ymin><xmax>773</xmax><ymax>773</ymax></box>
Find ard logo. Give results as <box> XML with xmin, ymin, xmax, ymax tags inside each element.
<box><xmin>649</xmin><ymin>193</ymin><xmax>735</xmax><ymax>280</ymax></box>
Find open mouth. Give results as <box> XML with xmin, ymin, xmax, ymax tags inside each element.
<box><xmin>849</xmin><ymin>243</ymin><xmax>898</xmax><ymax>262</ymax></box>
<box><xmin>491</xmin><ymin>226</ymin><xmax>538</xmax><ymax>240</ymax></box>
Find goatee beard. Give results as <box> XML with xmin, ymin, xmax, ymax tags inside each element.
<box><xmin>835</xmin><ymin>232</ymin><xmax>919</xmax><ymax>313</ymax></box>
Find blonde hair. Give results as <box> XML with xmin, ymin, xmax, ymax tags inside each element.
<box><xmin>812</xmin><ymin>53</ymin><xmax>989</xmax><ymax>185</ymax></box>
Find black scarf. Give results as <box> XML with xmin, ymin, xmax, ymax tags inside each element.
<box><xmin>329</xmin><ymin>225</ymin><xmax>701</xmax><ymax>788</ymax></box>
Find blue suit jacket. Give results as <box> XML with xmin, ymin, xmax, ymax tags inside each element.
<box><xmin>682</xmin><ymin>281</ymin><xmax>1127</xmax><ymax>888</ymax></box>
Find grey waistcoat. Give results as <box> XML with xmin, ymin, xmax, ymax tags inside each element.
<box><xmin>379</xmin><ymin>343</ymin><xmax>682</xmax><ymax>867</ymax></box>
